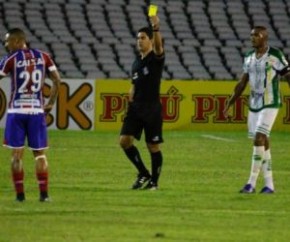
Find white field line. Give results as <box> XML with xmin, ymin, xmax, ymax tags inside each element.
<box><xmin>201</xmin><ymin>134</ymin><xmax>235</xmax><ymax>142</ymax></box>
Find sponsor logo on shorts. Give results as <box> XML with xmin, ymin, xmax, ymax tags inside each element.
<box><xmin>152</xmin><ymin>136</ymin><xmax>160</xmax><ymax>142</ymax></box>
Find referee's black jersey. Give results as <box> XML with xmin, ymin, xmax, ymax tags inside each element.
<box><xmin>131</xmin><ymin>51</ymin><xmax>165</xmax><ymax>103</ymax></box>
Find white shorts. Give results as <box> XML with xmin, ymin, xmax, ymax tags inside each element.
<box><xmin>247</xmin><ymin>108</ymin><xmax>279</xmax><ymax>139</ymax></box>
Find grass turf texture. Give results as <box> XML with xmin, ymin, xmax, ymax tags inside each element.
<box><xmin>0</xmin><ymin>129</ymin><xmax>290</xmax><ymax>242</ymax></box>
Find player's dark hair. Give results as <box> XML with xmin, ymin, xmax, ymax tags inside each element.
<box><xmin>7</xmin><ymin>28</ymin><xmax>26</xmax><ymax>41</ymax></box>
<box><xmin>253</xmin><ymin>26</ymin><xmax>268</xmax><ymax>40</ymax></box>
<box><xmin>253</xmin><ymin>26</ymin><xmax>267</xmax><ymax>32</ymax></box>
<box><xmin>138</xmin><ymin>27</ymin><xmax>153</xmax><ymax>39</ymax></box>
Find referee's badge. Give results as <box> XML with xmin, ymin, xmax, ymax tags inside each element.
<box><xmin>143</xmin><ymin>67</ymin><xmax>149</xmax><ymax>75</ymax></box>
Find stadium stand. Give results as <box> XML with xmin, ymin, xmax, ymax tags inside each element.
<box><xmin>0</xmin><ymin>0</ymin><xmax>289</xmax><ymax>80</ymax></box>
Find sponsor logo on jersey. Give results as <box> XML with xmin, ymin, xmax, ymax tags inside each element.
<box><xmin>132</xmin><ymin>72</ymin><xmax>138</xmax><ymax>80</ymax></box>
<box><xmin>16</xmin><ymin>58</ymin><xmax>44</xmax><ymax>68</ymax></box>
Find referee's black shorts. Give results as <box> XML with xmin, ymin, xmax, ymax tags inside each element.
<box><xmin>120</xmin><ymin>102</ymin><xmax>163</xmax><ymax>144</ymax></box>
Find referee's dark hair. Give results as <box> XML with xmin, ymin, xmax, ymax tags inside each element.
<box><xmin>138</xmin><ymin>27</ymin><xmax>153</xmax><ymax>39</ymax></box>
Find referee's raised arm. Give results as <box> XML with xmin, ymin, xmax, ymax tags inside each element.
<box><xmin>149</xmin><ymin>16</ymin><xmax>164</xmax><ymax>56</ymax></box>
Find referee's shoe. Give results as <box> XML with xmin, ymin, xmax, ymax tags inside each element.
<box><xmin>144</xmin><ymin>180</ymin><xmax>158</xmax><ymax>190</ymax></box>
<box><xmin>132</xmin><ymin>173</ymin><xmax>151</xmax><ymax>189</ymax></box>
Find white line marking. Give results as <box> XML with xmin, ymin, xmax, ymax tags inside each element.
<box><xmin>201</xmin><ymin>134</ymin><xmax>235</xmax><ymax>142</ymax></box>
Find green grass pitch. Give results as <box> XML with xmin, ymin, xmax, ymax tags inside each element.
<box><xmin>0</xmin><ymin>128</ymin><xmax>290</xmax><ymax>242</ymax></box>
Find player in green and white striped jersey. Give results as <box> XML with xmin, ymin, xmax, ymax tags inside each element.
<box><xmin>224</xmin><ymin>26</ymin><xmax>290</xmax><ymax>194</ymax></box>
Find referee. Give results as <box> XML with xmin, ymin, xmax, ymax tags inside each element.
<box><xmin>119</xmin><ymin>14</ymin><xmax>165</xmax><ymax>190</ymax></box>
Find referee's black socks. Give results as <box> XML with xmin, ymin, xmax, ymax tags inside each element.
<box><xmin>150</xmin><ymin>151</ymin><xmax>163</xmax><ymax>185</ymax></box>
<box><xmin>124</xmin><ymin>146</ymin><xmax>150</xmax><ymax>176</ymax></box>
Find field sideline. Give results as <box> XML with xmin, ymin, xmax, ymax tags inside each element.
<box><xmin>0</xmin><ymin>129</ymin><xmax>290</xmax><ymax>242</ymax></box>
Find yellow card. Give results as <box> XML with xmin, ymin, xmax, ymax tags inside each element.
<box><xmin>148</xmin><ymin>4</ymin><xmax>158</xmax><ymax>16</ymax></box>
